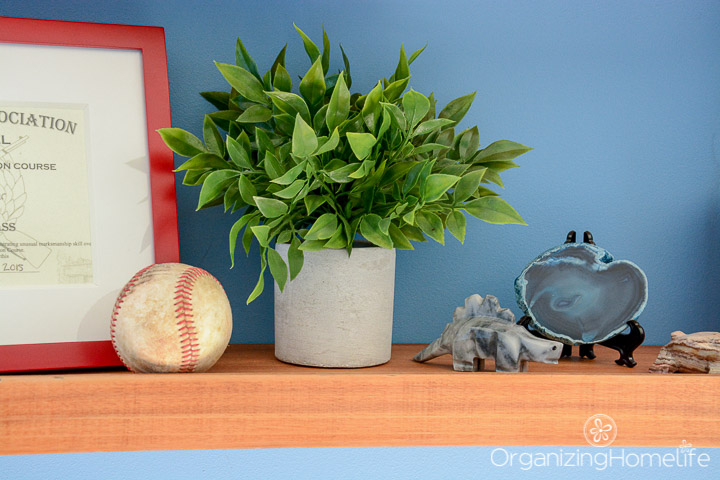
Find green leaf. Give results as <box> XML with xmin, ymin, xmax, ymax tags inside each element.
<box><xmin>380</xmin><ymin>161</ymin><xmax>415</xmax><ymax>187</ymax></box>
<box><xmin>346</xmin><ymin>132</ymin><xmax>377</xmax><ymax>161</ymax></box>
<box><xmin>376</xmin><ymin>108</ymin><xmax>392</xmax><ymax>141</ymax></box>
<box><xmin>292</xmin><ymin>114</ymin><xmax>318</xmax><ymax>158</ymax></box>
<box><xmin>215</xmin><ymin>62</ymin><xmax>269</xmax><ymax>105</ymax></box>
<box><xmin>203</xmin><ymin>116</ymin><xmax>225</xmax><ymax>156</ymax></box>
<box><xmin>412</xmin><ymin>143</ymin><xmax>451</xmax><ymax>155</ymax></box>
<box><xmin>304</xmin><ymin>195</ymin><xmax>326</xmax><ymax>215</ymax></box>
<box><xmin>254</xmin><ymin>196</ymin><xmax>288</xmax><ymax>218</ymax></box>
<box><xmin>483</xmin><ymin>169</ymin><xmax>504</xmax><ymax>188</ymax></box>
<box><xmin>473</xmin><ymin>140</ymin><xmax>533</xmax><ymax>164</ymax></box>
<box><xmin>287</xmin><ymin>236</ymin><xmax>304</xmax><ymax>280</ymax></box>
<box><xmin>272</xmin><ymin>63</ymin><xmax>293</xmax><ymax>92</ymax></box>
<box><xmin>246</xmin><ymin>248</ymin><xmax>267</xmax><ymax>304</ymax></box>
<box><xmin>183</xmin><ymin>169</ymin><xmax>210</xmax><ymax>186</ymax></box>
<box><xmin>325</xmin><ymin>162</ymin><xmax>361</xmax><ymax>183</ymax></box>
<box><xmin>238</xmin><ymin>175</ymin><xmax>257</xmax><ymax>205</ymax></box>
<box><xmin>267</xmin><ymin>247</ymin><xmax>289</xmax><ymax>292</ymax></box>
<box><xmin>265</xmin><ymin>91</ymin><xmax>311</xmax><ymax>124</ymax></box>
<box><xmin>158</xmin><ymin>128</ymin><xmax>206</xmax><ymax>157</ymax></box>
<box><xmin>305</xmin><ymin>213</ymin><xmax>338</xmax><ymax>240</ymax></box>
<box><xmin>276</xmin><ymin>231</ymin><xmax>291</xmax><ymax>244</ymax></box>
<box><xmin>243</xmin><ymin>215</ymin><xmax>260</xmax><ymax>255</ymax></box>
<box><xmin>453</xmin><ymin>168</ymin><xmax>487</xmax><ymax>203</ymax></box>
<box><xmin>273</xmin><ymin>113</ymin><xmax>295</xmax><ymax>137</ymax></box>
<box><xmin>463</xmin><ymin>196</ymin><xmax>526</xmax><ymax>225</ymax></box>
<box><xmin>461</xmin><ymin>127</ymin><xmax>481</xmax><ymax>159</ymax></box>
<box><xmin>408</xmin><ymin>43</ymin><xmax>427</xmax><ymax>64</ymax></box>
<box><xmin>439</xmin><ymin>92</ymin><xmax>476</xmax><ymax>123</ymax></box>
<box><xmin>299</xmin><ymin>239</ymin><xmax>328</xmax><ymax>251</ymax></box>
<box><xmin>270</xmin><ymin>44</ymin><xmax>287</xmax><ymax>75</ymax></box>
<box><xmin>440</xmin><ymin>163</ymin><xmax>472</xmax><ymax>176</ymax></box>
<box><xmin>359</xmin><ymin>214</ymin><xmax>393</xmax><ymax>249</ymax></box>
<box><xmin>417</xmin><ymin>160</ymin><xmax>435</xmax><ymax>194</ymax></box>
<box><xmin>402</xmin><ymin>89</ymin><xmax>430</xmax><ymax>129</ymax></box>
<box><xmin>174</xmin><ymin>153</ymin><xmax>231</xmax><ymax>172</ymax></box>
<box><xmin>224</xmin><ymin>182</ymin><xmax>241</xmax><ymax>212</ymax></box>
<box><xmin>326</xmin><ymin>72</ymin><xmax>350</xmax><ymax>132</ymax></box>
<box><xmin>237</xmin><ymin>105</ymin><xmax>272</xmax><ymax>123</ymax></box>
<box><xmin>264</xmin><ymin>151</ymin><xmax>283</xmax><ymax>179</ymax></box>
<box><xmin>229</xmin><ymin>213</ymin><xmax>255</xmax><ymax>267</ymax></box>
<box><xmin>313</xmin><ymin>104</ymin><xmax>328</xmax><ymax>132</ymax></box>
<box><xmin>382</xmin><ymin>103</ymin><xmax>407</xmax><ymax>131</ymax></box>
<box><xmin>321</xmin><ymin>26</ymin><xmax>331</xmax><ymax>74</ymax></box>
<box><xmin>323</xmin><ymin>224</ymin><xmax>347</xmax><ymax>249</ymax></box>
<box><xmin>273</xmin><ymin>179</ymin><xmax>305</xmax><ymax>199</ymax></box>
<box><xmin>402</xmin><ymin>161</ymin><xmax>425</xmax><ymax>195</ymax></box>
<box><xmin>200</xmin><ymin>91</ymin><xmax>230</xmax><ymax>110</ymax></box>
<box><xmin>393</xmin><ymin>44</ymin><xmax>410</xmax><ymax>81</ymax></box>
<box><xmin>422</xmin><ymin>174</ymin><xmax>460</xmax><ymax>203</ymax></box>
<box><xmin>401</xmin><ymin>225</ymin><xmax>426</xmax><ymax>242</ymax></box>
<box><xmin>315</xmin><ymin>128</ymin><xmax>340</xmax><ymax>156</ymax></box>
<box><xmin>415</xmin><ymin>211</ymin><xmax>445</xmax><ymax>244</ymax></box>
<box><xmin>340</xmin><ymin>44</ymin><xmax>352</xmax><ymax>88</ymax></box>
<box><xmin>272</xmin><ymin>161</ymin><xmax>306</xmax><ymax>185</ymax></box>
<box><xmin>412</xmin><ymin>118</ymin><xmax>456</xmax><ymax>138</ymax></box>
<box><xmin>254</xmin><ymin>127</ymin><xmax>275</xmax><ymax>158</ymax></box>
<box><xmin>349</xmin><ymin>159</ymin><xmax>375</xmax><ymax>179</ymax></box>
<box><xmin>235</xmin><ymin>38</ymin><xmax>261</xmax><ymax>80</ymax></box>
<box><xmin>251</xmin><ymin>225</ymin><xmax>272</xmax><ymax>247</ymax></box>
<box><xmin>447</xmin><ymin>210</ymin><xmax>466</xmax><ymax>244</ymax></box>
<box><xmin>476</xmin><ymin>186</ymin><xmax>499</xmax><ymax>198</ymax></box>
<box><xmin>362</xmin><ymin>81</ymin><xmax>383</xmax><ymax>132</ymax></box>
<box><xmin>226</xmin><ymin>136</ymin><xmax>253</xmax><ymax>169</ymax></box>
<box><xmin>197</xmin><ymin>170</ymin><xmax>240</xmax><ymax>209</ymax></box>
<box><xmin>383</xmin><ymin>77</ymin><xmax>409</xmax><ymax>103</ymax></box>
<box><xmin>294</xmin><ymin>24</ymin><xmax>321</xmax><ymax>62</ymax></box>
<box><xmin>299</xmin><ymin>57</ymin><xmax>326</xmax><ymax>107</ymax></box>
<box><xmin>388</xmin><ymin>223</ymin><xmax>413</xmax><ymax>250</ymax></box>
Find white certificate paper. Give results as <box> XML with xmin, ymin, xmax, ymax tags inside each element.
<box><xmin>0</xmin><ymin>104</ymin><xmax>94</xmax><ymax>286</ymax></box>
<box><xmin>0</xmin><ymin>43</ymin><xmax>156</xmax><ymax>345</ymax></box>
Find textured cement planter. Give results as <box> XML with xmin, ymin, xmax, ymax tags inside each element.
<box><xmin>274</xmin><ymin>243</ymin><xmax>396</xmax><ymax>368</ymax></box>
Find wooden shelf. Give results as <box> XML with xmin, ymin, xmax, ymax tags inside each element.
<box><xmin>1</xmin><ymin>344</ymin><xmax>718</xmax><ymax>454</ymax></box>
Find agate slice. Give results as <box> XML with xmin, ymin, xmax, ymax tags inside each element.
<box><xmin>515</xmin><ymin>243</ymin><xmax>648</xmax><ymax>344</ymax></box>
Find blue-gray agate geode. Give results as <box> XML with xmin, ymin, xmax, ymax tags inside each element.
<box><xmin>515</xmin><ymin>243</ymin><xmax>648</xmax><ymax>345</ymax></box>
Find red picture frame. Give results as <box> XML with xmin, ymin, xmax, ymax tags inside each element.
<box><xmin>0</xmin><ymin>17</ymin><xmax>179</xmax><ymax>372</ymax></box>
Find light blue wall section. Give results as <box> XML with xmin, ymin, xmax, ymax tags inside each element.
<box><xmin>2</xmin><ymin>447</ymin><xmax>718</xmax><ymax>479</ymax></box>
<box><xmin>3</xmin><ymin>1</ymin><xmax>719</xmax><ymax>346</ymax></box>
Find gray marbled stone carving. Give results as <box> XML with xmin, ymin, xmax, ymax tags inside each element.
<box><xmin>413</xmin><ymin>294</ymin><xmax>563</xmax><ymax>372</ymax></box>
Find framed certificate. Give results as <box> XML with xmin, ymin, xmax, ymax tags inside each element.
<box><xmin>0</xmin><ymin>17</ymin><xmax>179</xmax><ymax>372</ymax></box>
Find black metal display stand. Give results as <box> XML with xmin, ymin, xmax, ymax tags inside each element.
<box><xmin>518</xmin><ymin>231</ymin><xmax>646</xmax><ymax>368</ymax></box>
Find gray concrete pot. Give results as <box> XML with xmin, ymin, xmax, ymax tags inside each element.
<box><xmin>274</xmin><ymin>243</ymin><xmax>396</xmax><ymax>368</ymax></box>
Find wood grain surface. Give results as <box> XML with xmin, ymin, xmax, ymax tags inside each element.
<box><xmin>1</xmin><ymin>344</ymin><xmax>718</xmax><ymax>454</ymax></box>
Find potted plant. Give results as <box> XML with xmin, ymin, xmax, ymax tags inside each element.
<box><xmin>159</xmin><ymin>26</ymin><xmax>531</xmax><ymax>367</ymax></box>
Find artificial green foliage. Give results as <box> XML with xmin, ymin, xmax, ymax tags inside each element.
<box><xmin>159</xmin><ymin>26</ymin><xmax>532</xmax><ymax>303</ymax></box>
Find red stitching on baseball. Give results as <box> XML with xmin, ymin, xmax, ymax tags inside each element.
<box><xmin>175</xmin><ymin>266</ymin><xmax>214</xmax><ymax>373</ymax></box>
<box><xmin>110</xmin><ymin>264</ymin><xmax>155</xmax><ymax>373</ymax></box>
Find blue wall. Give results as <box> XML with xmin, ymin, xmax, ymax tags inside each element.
<box><xmin>4</xmin><ymin>0</ymin><xmax>719</xmax><ymax>346</ymax></box>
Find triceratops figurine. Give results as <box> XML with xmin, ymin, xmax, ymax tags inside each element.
<box><xmin>414</xmin><ymin>294</ymin><xmax>563</xmax><ymax>372</ymax></box>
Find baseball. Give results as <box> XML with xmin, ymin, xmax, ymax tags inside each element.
<box><xmin>110</xmin><ymin>263</ymin><xmax>233</xmax><ymax>373</ymax></box>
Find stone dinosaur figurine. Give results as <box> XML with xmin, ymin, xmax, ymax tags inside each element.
<box><xmin>649</xmin><ymin>331</ymin><xmax>720</xmax><ymax>374</ymax></box>
<box><xmin>413</xmin><ymin>294</ymin><xmax>563</xmax><ymax>372</ymax></box>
